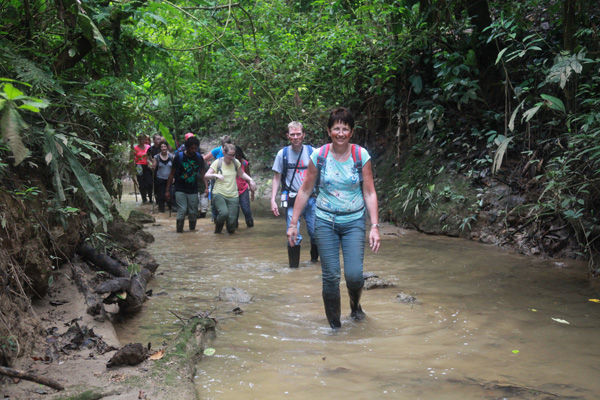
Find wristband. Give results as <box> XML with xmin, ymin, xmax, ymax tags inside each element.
<box><xmin>371</xmin><ymin>224</ymin><xmax>380</xmax><ymax>228</ymax></box>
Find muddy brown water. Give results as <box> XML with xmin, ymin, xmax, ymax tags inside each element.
<box><xmin>116</xmin><ymin>190</ymin><xmax>600</xmax><ymax>399</ymax></box>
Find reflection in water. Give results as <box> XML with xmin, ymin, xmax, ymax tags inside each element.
<box><xmin>116</xmin><ymin>191</ymin><xmax>599</xmax><ymax>399</ymax></box>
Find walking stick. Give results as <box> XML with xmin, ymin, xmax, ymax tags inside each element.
<box><xmin>133</xmin><ymin>174</ymin><xmax>139</xmax><ymax>203</ymax></box>
<box><xmin>151</xmin><ymin>168</ymin><xmax>156</xmax><ymax>214</ymax></box>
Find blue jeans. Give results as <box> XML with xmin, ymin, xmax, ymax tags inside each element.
<box><xmin>286</xmin><ymin>196</ymin><xmax>316</xmax><ymax>247</ymax></box>
<box><xmin>175</xmin><ymin>192</ymin><xmax>199</xmax><ymax>222</ymax></box>
<box><xmin>315</xmin><ymin>216</ymin><xmax>365</xmax><ymax>296</ymax></box>
<box><xmin>238</xmin><ymin>189</ymin><xmax>253</xmax><ymax>225</ymax></box>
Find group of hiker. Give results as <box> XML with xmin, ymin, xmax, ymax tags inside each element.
<box><xmin>131</xmin><ymin>133</ymin><xmax>254</xmax><ymax>234</ymax></box>
<box><xmin>131</xmin><ymin>107</ymin><xmax>381</xmax><ymax>329</ymax></box>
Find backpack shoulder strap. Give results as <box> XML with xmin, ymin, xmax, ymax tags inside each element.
<box><xmin>315</xmin><ymin>144</ymin><xmax>330</xmax><ymax>194</ymax></box>
<box><xmin>281</xmin><ymin>146</ymin><xmax>290</xmax><ymax>191</ymax></box>
<box><xmin>317</xmin><ymin>144</ymin><xmax>330</xmax><ymax>167</ymax></box>
<box><xmin>217</xmin><ymin>157</ymin><xmax>223</xmax><ymax>174</ymax></box>
<box><xmin>351</xmin><ymin>144</ymin><xmax>364</xmax><ymax>194</ymax></box>
<box><xmin>351</xmin><ymin>144</ymin><xmax>363</xmax><ymax>183</ymax></box>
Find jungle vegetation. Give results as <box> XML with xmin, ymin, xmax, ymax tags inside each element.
<box><xmin>0</xmin><ymin>0</ymin><xmax>599</xmax><ymax>276</ymax></box>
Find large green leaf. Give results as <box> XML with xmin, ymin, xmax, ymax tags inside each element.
<box><xmin>58</xmin><ymin>140</ymin><xmax>112</xmax><ymax>221</ymax></box>
<box><xmin>43</xmin><ymin>126</ymin><xmax>66</xmax><ymax>202</ymax></box>
<box><xmin>159</xmin><ymin>122</ymin><xmax>175</xmax><ymax>149</ymax></box>
<box><xmin>540</xmin><ymin>94</ymin><xmax>566</xmax><ymax>113</ymax></box>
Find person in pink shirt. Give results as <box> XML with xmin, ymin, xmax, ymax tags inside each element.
<box><xmin>132</xmin><ymin>135</ymin><xmax>153</xmax><ymax>203</ymax></box>
<box><xmin>235</xmin><ymin>146</ymin><xmax>254</xmax><ymax>228</ymax></box>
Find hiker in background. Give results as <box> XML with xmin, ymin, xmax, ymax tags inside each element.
<box><xmin>165</xmin><ymin>136</ymin><xmax>207</xmax><ymax>232</ymax></box>
<box><xmin>177</xmin><ymin>132</ymin><xmax>195</xmax><ymax>152</ymax></box>
<box><xmin>203</xmin><ymin>135</ymin><xmax>232</xmax><ymax>163</ymax></box>
<box><xmin>205</xmin><ymin>143</ymin><xmax>256</xmax><ymax>234</ymax></box>
<box><xmin>271</xmin><ymin>121</ymin><xmax>318</xmax><ymax>268</ymax></box>
<box><xmin>151</xmin><ymin>141</ymin><xmax>173</xmax><ymax>213</ymax></box>
<box><xmin>204</xmin><ymin>135</ymin><xmax>233</xmax><ymax>220</ymax></box>
<box><xmin>147</xmin><ymin>134</ymin><xmax>163</xmax><ymax>161</ymax></box>
<box><xmin>287</xmin><ymin>107</ymin><xmax>380</xmax><ymax>329</ymax></box>
<box><xmin>132</xmin><ymin>134</ymin><xmax>153</xmax><ymax>203</ymax></box>
<box><xmin>235</xmin><ymin>145</ymin><xmax>254</xmax><ymax>228</ymax></box>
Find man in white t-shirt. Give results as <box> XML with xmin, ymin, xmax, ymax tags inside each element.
<box><xmin>271</xmin><ymin>122</ymin><xmax>318</xmax><ymax>268</ymax></box>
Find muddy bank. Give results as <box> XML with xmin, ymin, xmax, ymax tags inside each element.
<box><xmin>0</xmin><ymin>268</ymin><xmax>216</xmax><ymax>400</ymax></box>
<box><xmin>0</xmin><ymin>208</ymin><xmax>215</xmax><ymax>399</ymax></box>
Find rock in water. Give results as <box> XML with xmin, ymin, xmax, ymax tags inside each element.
<box><xmin>218</xmin><ymin>287</ymin><xmax>252</xmax><ymax>303</ymax></box>
<box><xmin>396</xmin><ymin>292</ymin><xmax>416</xmax><ymax>303</ymax></box>
<box><xmin>363</xmin><ymin>276</ymin><xmax>395</xmax><ymax>290</ymax></box>
<box><xmin>106</xmin><ymin>342</ymin><xmax>148</xmax><ymax>368</ymax></box>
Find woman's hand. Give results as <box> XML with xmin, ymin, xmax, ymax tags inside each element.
<box><xmin>287</xmin><ymin>225</ymin><xmax>298</xmax><ymax>247</ymax></box>
<box><xmin>369</xmin><ymin>227</ymin><xmax>380</xmax><ymax>253</ymax></box>
<box><xmin>215</xmin><ymin>174</ymin><xmax>225</xmax><ymax>180</ymax></box>
<box><xmin>249</xmin><ymin>179</ymin><xmax>257</xmax><ymax>192</ymax></box>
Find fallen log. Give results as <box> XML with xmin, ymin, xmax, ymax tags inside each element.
<box><xmin>118</xmin><ymin>267</ymin><xmax>153</xmax><ymax>314</ymax></box>
<box><xmin>77</xmin><ymin>244</ymin><xmax>156</xmax><ymax>314</ymax></box>
<box><xmin>95</xmin><ymin>277</ymin><xmax>131</xmax><ymax>294</ymax></box>
<box><xmin>0</xmin><ymin>365</ymin><xmax>64</xmax><ymax>391</ymax></box>
<box><xmin>77</xmin><ymin>243</ymin><xmax>128</xmax><ymax>277</ymax></box>
<box><xmin>70</xmin><ymin>261</ymin><xmax>105</xmax><ymax>317</ymax></box>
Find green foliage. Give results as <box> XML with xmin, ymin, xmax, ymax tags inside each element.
<box><xmin>2</xmin><ymin>0</ymin><xmax>600</xmax><ymax>272</ymax></box>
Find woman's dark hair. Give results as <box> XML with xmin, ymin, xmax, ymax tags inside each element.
<box><xmin>185</xmin><ymin>136</ymin><xmax>200</xmax><ymax>149</ymax></box>
<box><xmin>159</xmin><ymin>140</ymin><xmax>168</xmax><ymax>149</ymax></box>
<box><xmin>235</xmin><ymin>145</ymin><xmax>247</xmax><ymax>161</ymax></box>
<box><xmin>327</xmin><ymin>107</ymin><xmax>354</xmax><ymax>129</ymax></box>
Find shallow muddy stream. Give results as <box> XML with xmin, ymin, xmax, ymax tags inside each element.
<box><xmin>116</xmin><ymin>190</ymin><xmax>600</xmax><ymax>399</ymax></box>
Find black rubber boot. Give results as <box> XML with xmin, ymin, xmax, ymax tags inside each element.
<box><xmin>214</xmin><ymin>221</ymin><xmax>224</xmax><ymax>234</ymax></box>
<box><xmin>310</xmin><ymin>243</ymin><xmax>319</xmax><ymax>263</ymax></box>
<box><xmin>246</xmin><ymin>220</ymin><xmax>254</xmax><ymax>228</ymax></box>
<box><xmin>176</xmin><ymin>219</ymin><xmax>184</xmax><ymax>233</ymax></box>
<box><xmin>348</xmin><ymin>286</ymin><xmax>366</xmax><ymax>321</ymax></box>
<box><xmin>323</xmin><ymin>291</ymin><xmax>342</xmax><ymax>329</ymax></box>
<box><xmin>288</xmin><ymin>245</ymin><xmax>301</xmax><ymax>268</ymax></box>
<box><xmin>189</xmin><ymin>219</ymin><xmax>197</xmax><ymax>231</ymax></box>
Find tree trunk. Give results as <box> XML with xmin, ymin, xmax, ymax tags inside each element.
<box><xmin>71</xmin><ymin>261</ymin><xmax>106</xmax><ymax>318</ymax></box>
<box><xmin>0</xmin><ymin>365</ymin><xmax>64</xmax><ymax>391</ymax></box>
<box><xmin>77</xmin><ymin>243</ymin><xmax>128</xmax><ymax>277</ymax></box>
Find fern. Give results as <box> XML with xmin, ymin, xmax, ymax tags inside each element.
<box><xmin>1</xmin><ymin>104</ymin><xmax>30</xmax><ymax>166</ymax></box>
<box><xmin>0</xmin><ymin>41</ymin><xmax>64</xmax><ymax>94</ymax></box>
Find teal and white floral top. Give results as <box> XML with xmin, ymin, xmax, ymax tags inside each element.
<box><xmin>310</xmin><ymin>145</ymin><xmax>370</xmax><ymax>224</ymax></box>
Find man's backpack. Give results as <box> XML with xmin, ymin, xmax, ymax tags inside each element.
<box><xmin>315</xmin><ymin>143</ymin><xmax>363</xmax><ymax>194</ymax></box>
<box><xmin>282</xmin><ymin>145</ymin><xmax>313</xmax><ymax>192</ymax></box>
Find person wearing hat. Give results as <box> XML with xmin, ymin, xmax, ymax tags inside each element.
<box><xmin>177</xmin><ymin>132</ymin><xmax>195</xmax><ymax>153</ymax></box>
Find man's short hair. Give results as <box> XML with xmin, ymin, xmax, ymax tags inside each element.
<box><xmin>288</xmin><ymin>121</ymin><xmax>303</xmax><ymax>132</ymax></box>
<box><xmin>185</xmin><ymin>136</ymin><xmax>200</xmax><ymax>150</ymax></box>
<box><xmin>221</xmin><ymin>135</ymin><xmax>232</xmax><ymax>147</ymax></box>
